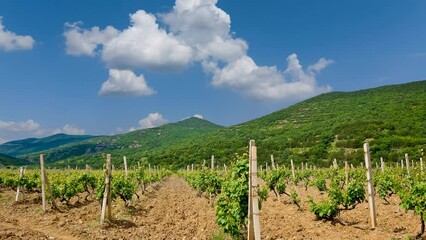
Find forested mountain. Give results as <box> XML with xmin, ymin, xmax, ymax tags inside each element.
<box><xmin>0</xmin><ymin>133</ymin><xmax>94</xmax><ymax>157</ymax></box>
<box><xmin>15</xmin><ymin>81</ymin><xmax>426</xmax><ymax>170</ymax></box>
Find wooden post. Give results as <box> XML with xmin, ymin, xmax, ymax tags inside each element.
<box><xmin>40</xmin><ymin>154</ymin><xmax>47</xmax><ymax>212</ymax></box>
<box><xmin>344</xmin><ymin>160</ymin><xmax>349</xmax><ymax>189</ymax></box>
<box><xmin>270</xmin><ymin>155</ymin><xmax>276</xmax><ymax>170</ymax></box>
<box><xmin>123</xmin><ymin>156</ymin><xmax>128</xmax><ymax>177</ymax></box>
<box><xmin>44</xmin><ymin>169</ymin><xmax>57</xmax><ymax>210</ymax></box>
<box><xmin>100</xmin><ymin>154</ymin><xmax>112</xmax><ymax>224</ymax></box>
<box><xmin>420</xmin><ymin>157</ymin><xmax>423</xmax><ymax>173</ymax></box>
<box><xmin>248</xmin><ymin>140</ymin><xmax>261</xmax><ymax>240</ymax></box>
<box><xmin>363</xmin><ymin>143</ymin><xmax>377</xmax><ymax>229</ymax></box>
<box><xmin>211</xmin><ymin>155</ymin><xmax>215</xmax><ymax>170</ymax></box>
<box><xmin>350</xmin><ymin>164</ymin><xmax>354</xmax><ymax>169</ymax></box>
<box><xmin>223</xmin><ymin>164</ymin><xmax>227</xmax><ymax>172</ymax></box>
<box><xmin>405</xmin><ymin>153</ymin><xmax>410</xmax><ymax>174</ymax></box>
<box><xmin>137</xmin><ymin>161</ymin><xmax>140</xmax><ymax>170</ymax></box>
<box><xmin>15</xmin><ymin>167</ymin><xmax>24</xmax><ymax>202</ymax></box>
<box><xmin>380</xmin><ymin>157</ymin><xmax>384</xmax><ymax>173</ymax></box>
<box><xmin>290</xmin><ymin>159</ymin><xmax>295</xmax><ymax>179</ymax></box>
<box><xmin>333</xmin><ymin>158</ymin><xmax>338</xmax><ymax>168</ymax></box>
<box><xmin>401</xmin><ymin>159</ymin><xmax>404</xmax><ymax>169</ymax></box>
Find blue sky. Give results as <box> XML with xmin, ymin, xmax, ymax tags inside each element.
<box><xmin>1</xmin><ymin>0</ymin><xmax>426</xmax><ymax>143</ymax></box>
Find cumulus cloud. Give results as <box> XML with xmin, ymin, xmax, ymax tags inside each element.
<box><xmin>64</xmin><ymin>0</ymin><xmax>333</xmax><ymax>101</ymax></box>
<box><xmin>63</xmin><ymin>22</ymin><xmax>119</xmax><ymax>56</ymax></box>
<box><xmin>99</xmin><ymin>69</ymin><xmax>155</xmax><ymax>96</ymax></box>
<box><xmin>206</xmin><ymin>54</ymin><xmax>333</xmax><ymax>100</ymax></box>
<box><xmin>193</xmin><ymin>114</ymin><xmax>204</xmax><ymax>119</ymax></box>
<box><xmin>62</xmin><ymin>124</ymin><xmax>86</xmax><ymax>135</ymax></box>
<box><xmin>0</xmin><ymin>17</ymin><xmax>35</xmax><ymax>51</ymax></box>
<box><xmin>0</xmin><ymin>119</ymin><xmax>40</xmax><ymax>131</ymax></box>
<box><xmin>129</xmin><ymin>113</ymin><xmax>168</xmax><ymax>131</ymax></box>
<box><xmin>0</xmin><ymin>119</ymin><xmax>86</xmax><ymax>142</ymax></box>
<box><xmin>102</xmin><ymin>10</ymin><xmax>193</xmax><ymax>71</ymax></box>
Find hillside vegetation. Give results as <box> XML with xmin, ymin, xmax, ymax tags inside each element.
<box><xmin>0</xmin><ymin>133</ymin><xmax>93</xmax><ymax>157</ymax></box>
<box><xmin>143</xmin><ymin>80</ymin><xmax>426</xmax><ymax>169</ymax></box>
<box><xmin>0</xmin><ymin>153</ymin><xmax>30</xmax><ymax>167</ymax></box>
<box><xmin>18</xmin><ymin>81</ymin><xmax>426</xmax><ymax>169</ymax></box>
<box><xmin>25</xmin><ymin>117</ymin><xmax>223</xmax><ymax>166</ymax></box>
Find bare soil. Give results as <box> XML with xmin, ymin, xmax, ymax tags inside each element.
<box><xmin>260</xmin><ymin>184</ymin><xmax>423</xmax><ymax>240</ymax></box>
<box><xmin>0</xmin><ymin>175</ymin><xmax>424</xmax><ymax>240</ymax></box>
<box><xmin>0</xmin><ymin>175</ymin><xmax>220</xmax><ymax>240</ymax></box>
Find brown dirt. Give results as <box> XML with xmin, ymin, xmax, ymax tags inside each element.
<box><xmin>1</xmin><ymin>175</ymin><xmax>424</xmax><ymax>239</ymax></box>
<box><xmin>0</xmin><ymin>175</ymin><xmax>221</xmax><ymax>240</ymax></box>
<box><xmin>260</xmin><ymin>184</ymin><xmax>422</xmax><ymax>240</ymax></box>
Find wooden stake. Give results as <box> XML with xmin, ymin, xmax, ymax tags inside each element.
<box><xmin>270</xmin><ymin>155</ymin><xmax>276</xmax><ymax>170</ymax></box>
<box><xmin>380</xmin><ymin>157</ymin><xmax>384</xmax><ymax>173</ymax></box>
<box><xmin>44</xmin><ymin>169</ymin><xmax>57</xmax><ymax>210</ymax></box>
<box><xmin>40</xmin><ymin>154</ymin><xmax>47</xmax><ymax>212</ymax></box>
<box><xmin>405</xmin><ymin>153</ymin><xmax>410</xmax><ymax>174</ymax></box>
<box><xmin>401</xmin><ymin>159</ymin><xmax>404</xmax><ymax>169</ymax></box>
<box><xmin>15</xmin><ymin>167</ymin><xmax>24</xmax><ymax>202</ymax></box>
<box><xmin>290</xmin><ymin>159</ymin><xmax>295</xmax><ymax>179</ymax></box>
<box><xmin>420</xmin><ymin>157</ymin><xmax>423</xmax><ymax>173</ymax></box>
<box><xmin>211</xmin><ymin>155</ymin><xmax>215</xmax><ymax>170</ymax></box>
<box><xmin>363</xmin><ymin>143</ymin><xmax>377</xmax><ymax>229</ymax></box>
<box><xmin>137</xmin><ymin>161</ymin><xmax>140</xmax><ymax>170</ymax></box>
<box><xmin>248</xmin><ymin>140</ymin><xmax>261</xmax><ymax>240</ymax></box>
<box><xmin>100</xmin><ymin>154</ymin><xmax>112</xmax><ymax>224</ymax></box>
<box><xmin>123</xmin><ymin>156</ymin><xmax>128</xmax><ymax>177</ymax></box>
<box><xmin>344</xmin><ymin>160</ymin><xmax>349</xmax><ymax>189</ymax></box>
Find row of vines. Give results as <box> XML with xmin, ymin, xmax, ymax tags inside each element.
<box><xmin>180</xmin><ymin>154</ymin><xmax>426</xmax><ymax>239</ymax></box>
<box><xmin>0</xmin><ymin>167</ymin><xmax>171</xmax><ymax>211</ymax></box>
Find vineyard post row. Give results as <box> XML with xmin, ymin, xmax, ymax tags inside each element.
<box><xmin>100</xmin><ymin>154</ymin><xmax>112</xmax><ymax>224</ymax></box>
<box><xmin>40</xmin><ymin>154</ymin><xmax>57</xmax><ymax>212</ymax></box>
<box><xmin>248</xmin><ymin>140</ymin><xmax>261</xmax><ymax>240</ymax></box>
<box><xmin>363</xmin><ymin>143</ymin><xmax>377</xmax><ymax>229</ymax></box>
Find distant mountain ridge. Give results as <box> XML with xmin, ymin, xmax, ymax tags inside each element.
<box><xmin>3</xmin><ymin>80</ymin><xmax>426</xmax><ymax>169</ymax></box>
<box><xmin>0</xmin><ymin>133</ymin><xmax>94</xmax><ymax>157</ymax></box>
<box><xmin>0</xmin><ymin>153</ymin><xmax>30</xmax><ymax>167</ymax></box>
<box><xmin>25</xmin><ymin>117</ymin><xmax>223</xmax><ymax>165</ymax></box>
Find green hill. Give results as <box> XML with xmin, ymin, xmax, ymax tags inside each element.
<box><xmin>27</xmin><ymin>80</ymin><xmax>426</xmax><ymax>169</ymax></box>
<box><xmin>0</xmin><ymin>133</ymin><xmax>94</xmax><ymax>157</ymax></box>
<box><xmin>26</xmin><ymin>117</ymin><xmax>223</xmax><ymax>166</ymax></box>
<box><xmin>0</xmin><ymin>153</ymin><xmax>31</xmax><ymax>167</ymax></box>
<box><xmin>142</xmin><ymin>80</ymin><xmax>426</xmax><ymax>168</ymax></box>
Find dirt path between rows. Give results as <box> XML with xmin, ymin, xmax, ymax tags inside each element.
<box><xmin>0</xmin><ymin>175</ymin><xmax>221</xmax><ymax>240</ymax></box>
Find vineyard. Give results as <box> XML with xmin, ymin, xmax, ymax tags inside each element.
<box><xmin>0</xmin><ymin>145</ymin><xmax>425</xmax><ymax>239</ymax></box>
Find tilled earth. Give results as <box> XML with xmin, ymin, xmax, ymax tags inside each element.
<box><xmin>0</xmin><ymin>175</ymin><xmax>423</xmax><ymax>240</ymax></box>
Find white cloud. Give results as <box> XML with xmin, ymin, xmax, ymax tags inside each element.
<box><xmin>0</xmin><ymin>119</ymin><xmax>86</xmax><ymax>141</ymax></box>
<box><xmin>205</xmin><ymin>54</ymin><xmax>333</xmax><ymax>100</ymax></box>
<box><xmin>0</xmin><ymin>17</ymin><xmax>35</xmax><ymax>51</ymax></box>
<box><xmin>64</xmin><ymin>0</ymin><xmax>333</xmax><ymax>101</ymax></box>
<box><xmin>99</xmin><ymin>69</ymin><xmax>155</xmax><ymax>96</ymax></box>
<box><xmin>193</xmin><ymin>114</ymin><xmax>204</xmax><ymax>119</ymax></box>
<box><xmin>63</xmin><ymin>22</ymin><xmax>119</xmax><ymax>56</ymax></box>
<box><xmin>0</xmin><ymin>138</ymin><xmax>7</xmax><ymax>144</ymax></box>
<box><xmin>62</xmin><ymin>124</ymin><xmax>86</xmax><ymax>135</ymax></box>
<box><xmin>130</xmin><ymin>113</ymin><xmax>168</xmax><ymax>131</ymax></box>
<box><xmin>0</xmin><ymin>119</ymin><xmax>40</xmax><ymax>131</ymax></box>
<box><xmin>102</xmin><ymin>10</ymin><xmax>193</xmax><ymax>71</ymax></box>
